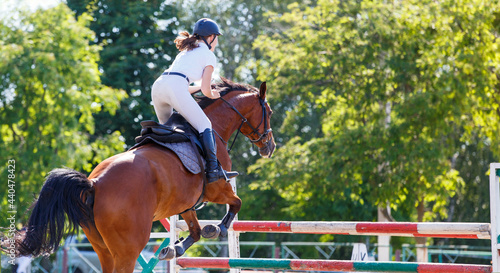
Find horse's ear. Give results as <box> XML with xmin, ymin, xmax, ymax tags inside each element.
<box><xmin>259</xmin><ymin>82</ymin><xmax>267</xmax><ymax>100</ymax></box>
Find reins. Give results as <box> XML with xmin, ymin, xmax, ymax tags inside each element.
<box><xmin>219</xmin><ymin>96</ymin><xmax>272</xmax><ymax>154</ymax></box>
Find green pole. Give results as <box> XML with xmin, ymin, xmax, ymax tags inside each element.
<box><xmin>139</xmin><ymin>238</ymin><xmax>170</xmax><ymax>273</ymax></box>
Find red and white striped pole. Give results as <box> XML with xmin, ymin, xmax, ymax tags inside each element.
<box><xmin>176</xmin><ymin>220</ymin><xmax>491</xmax><ymax>239</ymax></box>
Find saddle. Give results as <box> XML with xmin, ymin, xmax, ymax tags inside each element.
<box><xmin>130</xmin><ymin>113</ymin><xmax>205</xmax><ymax>174</ymax></box>
<box><xmin>134</xmin><ymin>113</ymin><xmax>202</xmax><ymax>147</ymax></box>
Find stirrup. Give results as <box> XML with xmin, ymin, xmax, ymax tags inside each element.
<box><xmin>223</xmin><ymin>170</ymin><xmax>239</xmax><ymax>181</ymax></box>
<box><xmin>206</xmin><ymin>168</ymin><xmax>239</xmax><ymax>183</ymax></box>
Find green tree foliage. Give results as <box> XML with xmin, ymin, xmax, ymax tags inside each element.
<box><xmin>250</xmin><ymin>0</ymin><xmax>500</xmax><ymax>222</ymax></box>
<box><xmin>435</xmin><ymin>136</ymin><xmax>496</xmax><ymax>247</ymax></box>
<box><xmin>0</xmin><ymin>5</ymin><xmax>126</xmax><ymax>226</ymax></box>
<box><xmin>66</xmin><ymin>0</ymin><xmax>179</xmax><ymax>146</ymax></box>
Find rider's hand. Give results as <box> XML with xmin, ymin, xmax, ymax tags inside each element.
<box><xmin>211</xmin><ymin>90</ymin><xmax>221</xmax><ymax>99</ymax></box>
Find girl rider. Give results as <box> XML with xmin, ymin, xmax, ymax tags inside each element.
<box><xmin>151</xmin><ymin>18</ymin><xmax>238</xmax><ymax>183</ymax></box>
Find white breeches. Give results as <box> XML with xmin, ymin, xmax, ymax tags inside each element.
<box><xmin>151</xmin><ymin>75</ymin><xmax>211</xmax><ymax>133</ymax></box>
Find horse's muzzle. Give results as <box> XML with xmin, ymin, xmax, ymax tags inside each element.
<box><xmin>259</xmin><ymin>137</ymin><xmax>276</xmax><ymax>158</ymax></box>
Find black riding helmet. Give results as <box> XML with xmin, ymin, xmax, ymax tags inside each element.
<box><xmin>193</xmin><ymin>18</ymin><xmax>221</xmax><ymax>49</ymax></box>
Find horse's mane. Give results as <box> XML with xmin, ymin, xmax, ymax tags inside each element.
<box><xmin>195</xmin><ymin>77</ymin><xmax>258</xmax><ymax>109</ymax></box>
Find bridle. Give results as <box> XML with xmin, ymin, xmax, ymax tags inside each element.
<box><xmin>219</xmin><ymin>96</ymin><xmax>273</xmax><ymax>154</ymax></box>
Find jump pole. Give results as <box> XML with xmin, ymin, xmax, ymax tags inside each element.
<box><xmin>175</xmin><ymin>220</ymin><xmax>491</xmax><ymax>239</ymax></box>
<box><xmin>176</xmin><ymin>257</ymin><xmax>491</xmax><ymax>273</ymax></box>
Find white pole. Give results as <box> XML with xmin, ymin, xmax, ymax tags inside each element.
<box><xmin>228</xmin><ymin>177</ymin><xmax>241</xmax><ymax>273</ymax></box>
<box><xmin>490</xmin><ymin>163</ymin><xmax>500</xmax><ymax>272</ymax></box>
<box><xmin>170</xmin><ymin>214</ymin><xmax>179</xmax><ymax>273</ymax></box>
<box><xmin>377</xmin><ymin>207</ymin><xmax>391</xmax><ymax>261</ymax></box>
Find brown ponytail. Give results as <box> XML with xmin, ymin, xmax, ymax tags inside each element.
<box><xmin>174</xmin><ymin>31</ymin><xmax>199</xmax><ymax>51</ymax></box>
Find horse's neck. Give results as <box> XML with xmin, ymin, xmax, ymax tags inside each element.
<box><xmin>205</xmin><ymin>95</ymin><xmax>243</xmax><ymax>144</ymax></box>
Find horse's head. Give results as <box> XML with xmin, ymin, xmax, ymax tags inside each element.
<box><xmin>236</xmin><ymin>82</ymin><xmax>276</xmax><ymax>158</ymax></box>
<box><xmin>201</xmin><ymin>78</ymin><xmax>276</xmax><ymax>158</ymax></box>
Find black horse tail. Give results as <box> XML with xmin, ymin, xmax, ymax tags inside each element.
<box><xmin>16</xmin><ymin>168</ymin><xmax>95</xmax><ymax>257</ymax></box>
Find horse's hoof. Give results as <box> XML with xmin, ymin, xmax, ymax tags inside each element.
<box><xmin>201</xmin><ymin>224</ymin><xmax>220</xmax><ymax>239</ymax></box>
<box><xmin>219</xmin><ymin>224</ymin><xmax>228</xmax><ymax>238</ymax></box>
<box><xmin>158</xmin><ymin>246</ymin><xmax>175</xmax><ymax>261</ymax></box>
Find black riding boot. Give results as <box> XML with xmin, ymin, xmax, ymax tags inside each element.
<box><xmin>200</xmin><ymin>128</ymin><xmax>238</xmax><ymax>183</ymax></box>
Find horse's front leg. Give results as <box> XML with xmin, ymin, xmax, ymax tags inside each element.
<box><xmin>159</xmin><ymin>210</ymin><xmax>201</xmax><ymax>260</ymax></box>
<box><xmin>217</xmin><ymin>208</ymin><xmax>237</xmax><ymax>238</ymax></box>
<box><xmin>201</xmin><ymin>190</ymin><xmax>241</xmax><ymax>239</ymax></box>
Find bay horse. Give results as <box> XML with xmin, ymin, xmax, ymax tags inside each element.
<box><xmin>13</xmin><ymin>78</ymin><xmax>275</xmax><ymax>273</ymax></box>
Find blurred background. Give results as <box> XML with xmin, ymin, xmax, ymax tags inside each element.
<box><xmin>1</xmin><ymin>0</ymin><xmax>499</xmax><ymax>271</ymax></box>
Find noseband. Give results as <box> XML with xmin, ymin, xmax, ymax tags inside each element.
<box><xmin>219</xmin><ymin>96</ymin><xmax>272</xmax><ymax>154</ymax></box>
